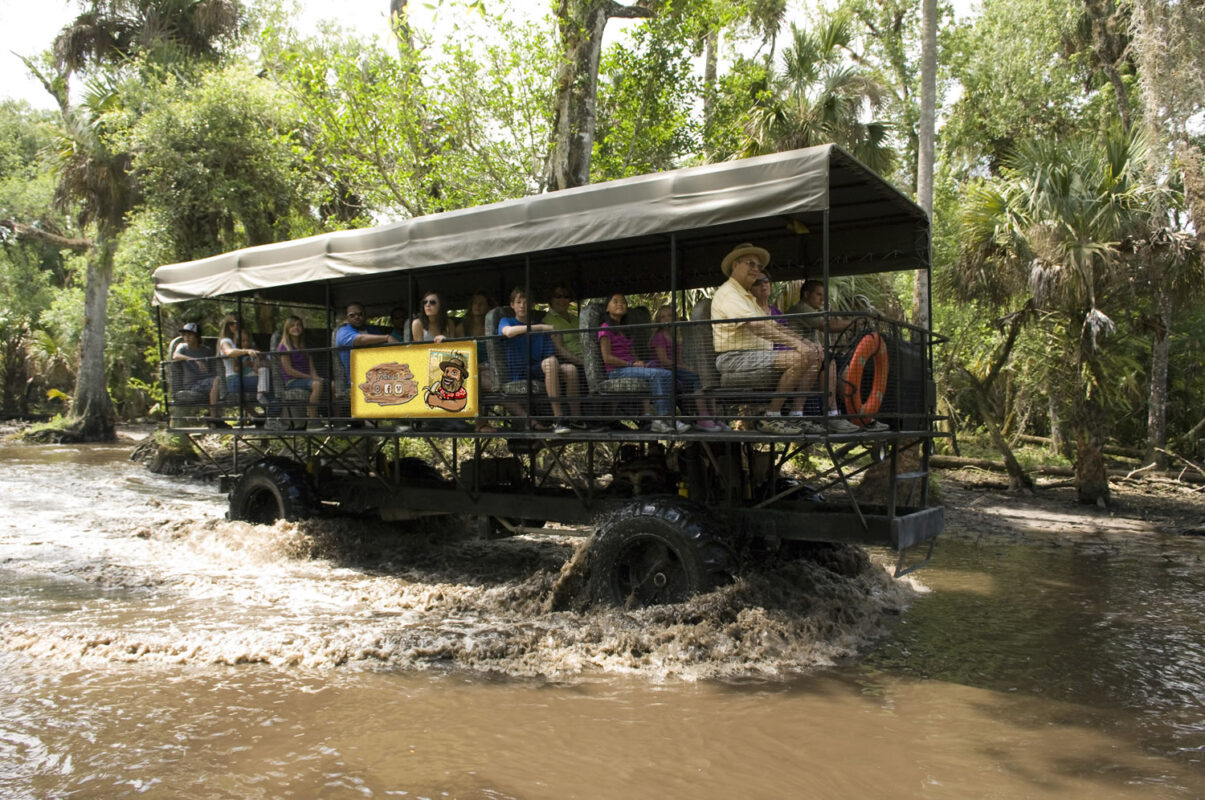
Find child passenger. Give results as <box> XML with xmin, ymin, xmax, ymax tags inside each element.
<box><xmin>214</xmin><ymin>313</ymin><xmax>263</xmax><ymax>415</ymax></box>
<box><xmin>498</xmin><ymin>286</ymin><xmax>582</xmax><ymax>434</ymax></box>
<box><xmin>598</xmin><ymin>294</ymin><xmax>690</xmax><ymax>434</ymax></box>
<box><xmin>649</xmin><ymin>304</ymin><xmax>726</xmax><ymax>432</ymax></box>
<box><xmin>277</xmin><ymin>315</ymin><xmax>326</xmax><ymax>424</ymax></box>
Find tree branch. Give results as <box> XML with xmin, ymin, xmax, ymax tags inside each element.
<box><xmin>0</xmin><ymin>219</ymin><xmax>92</xmax><ymax>252</ymax></box>
<box><xmin>608</xmin><ymin>0</ymin><xmax>656</xmax><ymax>19</ymax></box>
<box><xmin>1156</xmin><ymin>448</ymin><xmax>1205</xmax><ymax>480</ymax></box>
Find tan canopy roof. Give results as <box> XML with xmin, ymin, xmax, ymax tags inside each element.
<box><xmin>152</xmin><ymin>144</ymin><xmax>927</xmax><ymax>307</ymax></box>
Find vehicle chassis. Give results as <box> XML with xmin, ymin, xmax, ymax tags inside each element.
<box><xmin>185</xmin><ymin>412</ymin><xmax>942</xmax><ymax>580</ymax></box>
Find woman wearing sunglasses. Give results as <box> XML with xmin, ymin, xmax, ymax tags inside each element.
<box><xmin>411</xmin><ymin>291</ymin><xmax>463</xmax><ymax>344</ymax></box>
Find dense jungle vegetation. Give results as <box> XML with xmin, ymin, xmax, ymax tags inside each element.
<box><xmin>0</xmin><ymin>0</ymin><xmax>1202</xmax><ymax>507</ymax></box>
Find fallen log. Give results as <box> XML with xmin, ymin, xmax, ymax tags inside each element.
<box><xmin>931</xmin><ymin>454</ymin><xmax>1072</xmax><ymax>476</ymax></box>
<box><xmin>1016</xmin><ymin>434</ymin><xmax>1142</xmax><ymax>459</ymax></box>
<box><xmin>930</xmin><ymin>454</ymin><xmax>1205</xmax><ymax>485</ymax></box>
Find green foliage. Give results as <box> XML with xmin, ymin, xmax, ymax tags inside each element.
<box><xmin>264</xmin><ymin>6</ymin><xmax>557</xmax><ymax>220</ymax></box>
<box><xmin>1167</xmin><ymin>308</ymin><xmax>1205</xmax><ymax>449</ymax></box>
<box><xmin>593</xmin><ymin>8</ymin><xmax>702</xmax><ymax>179</ymax></box>
<box><xmin>0</xmin><ymin>101</ymin><xmax>76</xmax><ymax>415</ymax></box>
<box><xmin>703</xmin><ymin>57</ymin><xmax>770</xmax><ymax>161</ymax></box>
<box><xmin>741</xmin><ymin>13</ymin><xmax>895</xmax><ymax>173</ymax></box>
<box><xmin>839</xmin><ymin>0</ymin><xmax>960</xmax><ymax>190</ymax></box>
<box><xmin>128</xmin><ymin>66</ymin><xmax>319</xmax><ymax>258</ymax></box>
<box><xmin>432</xmin><ymin>13</ymin><xmax>559</xmax><ymax>203</ymax></box>
<box><xmin>0</xmin><ymin>102</ymin><xmax>61</xmax><ymax>224</ymax></box>
<box><xmin>53</xmin><ymin>0</ymin><xmax>243</xmax><ymax>76</ymax></box>
<box><xmin>942</xmin><ymin>0</ymin><xmax>1084</xmax><ymax>174</ymax></box>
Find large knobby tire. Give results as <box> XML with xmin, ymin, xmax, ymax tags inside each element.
<box><xmin>228</xmin><ymin>457</ymin><xmax>312</xmax><ymax>524</ymax></box>
<box><xmin>588</xmin><ymin>497</ymin><xmax>735</xmax><ymax>608</ymax></box>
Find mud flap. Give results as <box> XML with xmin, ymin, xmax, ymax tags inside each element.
<box><xmin>891</xmin><ymin>506</ymin><xmax>943</xmax><ymax>577</ymax></box>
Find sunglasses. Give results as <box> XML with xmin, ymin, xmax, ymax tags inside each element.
<box><xmin>423</xmin><ymin>298</ymin><xmax>439</xmax><ymax>305</ymax></box>
<box><xmin>552</xmin><ymin>293</ymin><xmax>571</xmax><ymax>299</ymax></box>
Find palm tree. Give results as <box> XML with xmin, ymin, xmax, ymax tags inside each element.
<box><xmin>35</xmin><ymin>0</ymin><xmax>241</xmax><ymax>440</ymax></box>
<box><xmin>741</xmin><ymin>15</ymin><xmax>894</xmax><ymax>173</ymax></box>
<box><xmin>957</xmin><ymin>131</ymin><xmax>1154</xmax><ymax>506</ymax></box>
<box><xmin>51</xmin><ymin>84</ymin><xmax>138</xmax><ymax>440</ymax></box>
<box><xmin>54</xmin><ymin>0</ymin><xmax>241</xmax><ymax>74</ymax></box>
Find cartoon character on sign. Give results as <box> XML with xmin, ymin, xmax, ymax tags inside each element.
<box><xmin>425</xmin><ymin>354</ymin><xmax>469</xmax><ymax>412</ymax></box>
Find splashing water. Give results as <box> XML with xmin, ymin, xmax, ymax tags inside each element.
<box><xmin>0</xmin><ymin>439</ymin><xmax>918</xmax><ymax>680</ymax></box>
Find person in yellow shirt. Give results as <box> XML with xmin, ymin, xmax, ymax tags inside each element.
<box><xmin>711</xmin><ymin>243</ymin><xmax>859</xmax><ymax>435</ymax></box>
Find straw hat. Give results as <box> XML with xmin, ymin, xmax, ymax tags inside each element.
<box><xmin>720</xmin><ymin>243</ymin><xmax>770</xmax><ymax>277</ymax></box>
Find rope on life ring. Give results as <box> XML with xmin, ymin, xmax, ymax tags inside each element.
<box><xmin>841</xmin><ymin>332</ymin><xmax>889</xmax><ymax>426</ymax></box>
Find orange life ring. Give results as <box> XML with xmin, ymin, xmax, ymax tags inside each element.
<box><xmin>842</xmin><ymin>333</ymin><xmax>889</xmax><ymax>426</ymax></box>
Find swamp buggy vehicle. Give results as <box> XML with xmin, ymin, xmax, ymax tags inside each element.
<box><xmin>153</xmin><ymin>144</ymin><xmax>945</xmax><ymax>607</ymax></box>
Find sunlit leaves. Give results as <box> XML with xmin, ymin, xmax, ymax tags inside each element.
<box><xmin>266</xmin><ymin>10</ymin><xmax>557</xmax><ymax>219</ymax></box>
<box><xmin>128</xmin><ymin>66</ymin><xmax>317</xmax><ymax>258</ymax></box>
<box><xmin>741</xmin><ymin>16</ymin><xmax>895</xmax><ymax>173</ymax></box>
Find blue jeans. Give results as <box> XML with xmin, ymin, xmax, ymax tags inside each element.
<box><xmin>286</xmin><ymin>377</ymin><xmax>318</xmax><ymax>391</ymax></box>
<box><xmin>674</xmin><ymin>367</ymin><xmax>702</xmax><ymax>394</ymax></box>
<box><xmin>607</xmin><ymin>366</ymin><xmax>675</xmax><ymax>416</ymax></box>
<box><xmin>225</xmin><ymin>374</ymin><xmax>258</xmax><ymax>399</ymax></box>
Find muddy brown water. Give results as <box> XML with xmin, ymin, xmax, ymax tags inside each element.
<box><xmin>1</xmin><ymin>438</ymin><xmax>1204</xmax><ymax>798</ymax></box>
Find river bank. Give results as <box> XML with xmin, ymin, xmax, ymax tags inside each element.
<box><xmin>939</xmin><ymin>466</ymin><xmax>1205</xmax><ymax>546</ymax></box>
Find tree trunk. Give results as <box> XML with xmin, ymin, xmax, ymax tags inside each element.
<box><xmin>1074</xmin><ymin>421</ymin><xmax>1110</xmax><ymax>506</ymax></box>
<box><xmin>548</xmin><ymin>0</ymin><xmax>654</xmax><ymax>191</ymax></box>
<box><xmin>390</xmin><ymin>0</ymin><xmax>412</xmax><ymax>50</ymax></box>
<box><xmin>71</xmin><ymin>238</ymin><xmax>116</xmax><ymax>442</ymax></box>
<box><xmin>1048</xmin><ymin>390</ymin><xmax>1066</xmax><ymax>457</ymax></box>
<box><xmin>702</xmin><ymin>27</ymin><xmax>718</xmax><ymax>158</ymax></box>
<box><xmin>970</xmin><ymin>380</ymin><xmax>1034</xmax><ymax>492</ymax></box>
<box><xmin>1145</xmin><ymin>285</ymin><xmax>1171</xmax><ymax>467</ymax></box>
<box><xmin>1072</xmin><ymin>353</ymin><xmax>1110</xmax><ymax>506</ymax></box>
<box><xmin>911</xmin><ymin>0</ymin><xmax>937</xmax><ymax>332</ymax></box>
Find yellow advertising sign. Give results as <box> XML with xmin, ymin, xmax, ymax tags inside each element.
<box><xmin>350</xmin><ymin>344</ymin><xmax>478</xmax><ymax>419</ymax></box>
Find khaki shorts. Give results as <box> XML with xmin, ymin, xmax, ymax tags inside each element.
<box><xmin>716</xmin><ymin>349</ymin><xmax>780</xmax><ymax>374</ymax></box>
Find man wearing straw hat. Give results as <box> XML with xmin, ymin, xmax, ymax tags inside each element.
<box><xmin>711</xmin><ymin>243</ymin><xmax>859</xmax><ymax>435</ymax></box>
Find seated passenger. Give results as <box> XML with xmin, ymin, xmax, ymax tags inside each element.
<box><xmin>599</xmin><ymin>294</ymin><xmax>690</xmax><ymax>434</ymax></box>
<box><xmin>751</xmin><ymin>271</ymin><xmax>789</xmax><ymax>350</ymax></box>
<box><xmin>388</xmin><ymin>306</ymin><xmax>409</xmax><ymax>342</ymax></box>
<box><xmin>710</xmin><ymin>244</ymin><xmax>859</xmax><ymax>434</ymax></box>
<box><xmin>786</xmin><ymin>279</ymin><xmax>855</xmax><ymax>344</ymax></box>
<box><xmin>277</xmin><ymin>315</ymin><xmax>326</xmax><ymax>424</ymax></box>
<box><xmin>172</xmin><ymin>321</ymin><xmax>219</xmax><ymax>419</ymax></box>
<box><xmin>411</xmin><ymin>291</ymin><xmax>462</xmax><ymax>343</ymax></box>
<box><xmin>498</xmin><ymin>286</ymin><xmax>582</xmax><ymax>434</ymax></box>
<box><xmin>543</xmin><ymin>284</ymin><xmax>584</xmax><ymax>370</ymax></box>
<box><xmin>172</xmin><ymin>322</ymin><xmax>215</xmax><ymax>392</ymax></box>
<box><xmin>787</xmin><ymin>279</ymin><xmax>889</xmax><ymax>432</ymax></box>
<box><xmin>215</xmin><ymin>313</ymin><xmax>263</xmax><ymax>409</ymax></box>
<box><xmin>334</xmin><ymin>302</ymin><xmax>392</xmax><ymax>387</ymax></box>
<box><xmin>462</xmin><ymin>290</ymin><xmax>495</xmax><ymax>392</ymax></box>
<box><xmin>650</xmin><ymin>304</ymin><xmax>725</xmax><ymax>431</ymax></box>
